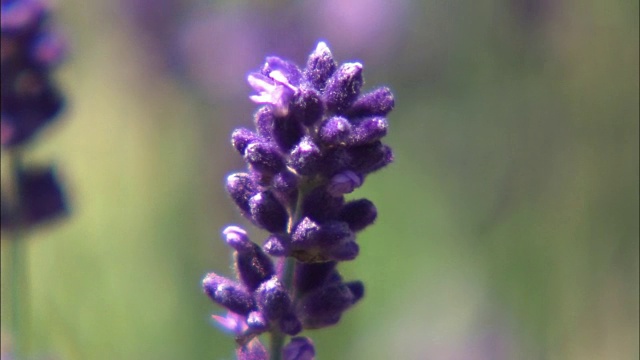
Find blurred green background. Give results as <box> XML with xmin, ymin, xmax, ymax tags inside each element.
<box><xmin>1</xmin><ymin>0</ymin><xmax>638</xmax><ymax>359</ymax></box>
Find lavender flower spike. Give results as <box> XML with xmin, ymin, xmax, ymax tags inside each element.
<box><xmin>203</xmin><ymin>41</ymin><xmax>394</xmax><ymax>359</ymax></box>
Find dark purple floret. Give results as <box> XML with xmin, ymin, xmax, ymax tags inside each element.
<box><xmin>249</xmin><ymin>190</ymin><xmax>288</xmax><ymax>233</ymax></box>
<box><xmin>345</xmin><ymin>281</ymin><xmax>365</xmax><ymax>303</ymax></box>
<box><xmin>202</xmin><ymin>273</ymin><xmax>256</xmax><ymax>316</ymax></box>
<box><xmin>263</xmin><ymin>233</ymin><xmax>291</xmax><ymax>257</ymax></box>
<box><xmin>272</xmin><ymin>115</ymin><xmax>305</xmax><ymax>152</ymax></box>
<box><xmin>226</xmin><ymin>173</ymin><xmax>258</xmax><ymax>215</ymax></box>
<box><xmin>297</xmin><ymin>283</ymin><xmax>356</xmax><ymax>329</ymax></box>
<box><xmin>318</xmin><ymin>116</ymin><xmax>352</xmax><ymax>146</ymax></box>
<box><xmin>323</xmin><ymin>62</ymin><xmax>363</xmax><ymax>114</ymax></box>
<box><xmin>289</xmin><ymin>88</ymin><xmax>324</xmax><ymax>127</ymax></box>
<box><xmin>231</xmin><ymin>128</ymin><xmax>259</xmax><ymax>155</ymax></box>
<box><xmin>304</xmin><ymin>41</ymin><xmax>337</xmax><ymax>91</ymax></box>
<box><xmin>301</xmin><ymin>187</ymin><xmax>344</xmax><ymax>223</ymax></box>
<box><xmin>244</xmin><ymin>141</ymin><xmax>285</xmax><ymax>175</ymax></box>
<box><xmin>288</xmin><ymin>136</ymin><xmax>322</xmax><ymax>176</ymax></box>
<box><xmin>234</xmin><ymin>242</ymin><xmax>275</xmax><ymax>291</ymax></box>
<box><xmin>255</xmin><ymin>276</ymin><xmax>294</xmax><ymax>321</ymax></box>
<box><xmin>1</xmin><ymin>0</ymin><xmax>67</xmax><ymax>148</ymax></box>
<box><xmin>294</xmin><ymin>261</ymin><xmax>338</xmax><ymax>295</ymax></box>
<box><xmin>347</xmin><ymin>141</ymin><xmax>394</xmax><ymax>175</ymax></box>
<box><xmin>254</xmin><ymin>107</ymin><xmax>275</xmax><ymax>139</ymax></box>
<box><xmin>283</xmin><ymin>337</ymin><xmax>315</xmax><ymax>360</ymax></box>
<box><xmin>16</xmin><ymin>165</ymin><xmax>67</xmax><ymax>227</ymax></box>
<box><xmin>337</xmin><ymin>199</ymin><xmax>377</xmax><ymax>232</ymax></box>
<box><xmin>278</xmin><ymin>312</ymin><xmax>303</xmax><ymax>336</ymax></box>
<box><xmin>346</xmin><ymin>87</ymin><xmax>395</xmax><ymax>118</ymax></box>
<box><xmin>348</xmin><ymin>117</ymin><xmax>389</xmax><ymax>146</ymax></box>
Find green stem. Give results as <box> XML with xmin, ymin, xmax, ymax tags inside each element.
<box><xmin>8</xmin><ymin>151</ymin><xmax>30</xmax><ymax>358</ymax></box>
<box><xmin>269</xmin><ymin>181</ymin><xmax>310</xmax><ymax>360</ymax></box>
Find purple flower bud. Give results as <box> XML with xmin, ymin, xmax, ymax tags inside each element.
<box><xmin>13</xmin><ymin>166</ymin><xmax>67</xmax><ymax>228</ymax></box>
<box><xmin>337</xmin><ymin>199</ymin><xmax>377</xmax><ymax>232</ymax></box>
<box><xmin>345</xmin><ymin>281</ymin><xmax>364</xmax><ymax>303</ymax></box>
<box><xmin>327</xmin><ymin>240</ymin><xmax>359</xmax><ymax>261</ymax></box>
<box><xmin>263</xmin><ymin>233</ymin><xmax>291</xmax><ymax>257</ymax></box>
<box><xmin>244</xmin><ymin>141</ymin><xmax>285</xmax><ymax>175</ymax></box>
<box><xmin>304</xmin><ymin>41</ymin><xmax>337</xmax><ymax>90</ymax></box>
<box><xmin>323</xmin><ymin>62</ymin><xmax>363</xmax><ymax>113</ymax></box>
<box><xmin>348</xmin><ymin>141</ymin><xmax>393</xmax><ymax>174</ymax></box>
<box><xmin>226</xmin><ymin>173</ymin><xmax>258</xmax><ymax>215</ymax></box>
<box><xmin>31</xmin><ymin>31</ymin><xmax>66</xmax><ymax>67</ymax></box>
<box><xmin>283</xmin><ymin>337</ymin><xmax>315</xmax><ymax>360</ymax></box>
<box><xmin>272</xmin><ymin>171</ymin><xmax>299</xmax><ymax>200</ymax></box>
<box><xmin>294</xmin><ymin>261</ymin><xmax>338</xmax><ymax>295</ymax></box>
<box><xmin>1</xmin><ymin>0</ymin><xmax>45</xmax><ymax>32</ymax></box>
<box><xmin>289</xmin><ymin>88</ymin><xmax>324</xmax><ymax>127</ymax></box>
<box><xmin>255</xmin><ymin>276</ymin><xmax>293</xmax><ymax>321</ymax></box>
<box><xmin>292</xmin><ymin>218</ymin><xmax>351</xmax><ymax>247</ymax></box>
<box><xmin>236</xmin><ymin>338</ymin><xmax>268</xmax><ymax>360</ymax></box>
<box><xmin>318</xmin><ymin>116</ymin><xmax>352</xmax><ymax>146</ymax></box>
<box><xmin>301</xmin><ymin>187</ymin><xmax>344</xmax><ymax>223</ymax></box>
<box><xmin>288</xmin><ymin>136</ymin><xmax>322</xmax><ymax>176</ymax></box>
<box><xmin>246</xmin><ymin>311</ymin><xmax>269</xmax><ymax>333</ymax></box>
<box><xmin>348</xmin><ymin>117</ymin><xmax>388</xmax><ymax>145</ymax></box>
<box><xmin>202</xmin><ymin>273</ymin><xmax>255</xmax><ymax>315</ymax></box>
<box><xmin>346</xmin><ymin>87</ymin><xmax>395</xmax><ymax>117</ymax></box>
<box><xmin>223</xmin><ymin>225</ymin><xmax>251</xmax><ymax>251</ymax></box>
<box><xmin>297</xmin><ymin>283</ymin><xmax>356</xmax><ymax>329</ymax></box>
<box><xmin>278</xmin><ymin>312</ymin><xmax>302</xmax><ymax>335</ymax></box>
<box><xmin>235</xmin><ymin>242</ymin><xmax>275</xmax><ymax>291</ymax></box>
<box><xmin>254</xmin><ymin>107</ymin><xmax>275</xmax><ymax>139</ymax></box>
<box><xmin>249</xmin><ymin>191</ymin><xmax>288</xmax><ymax>233</ymax></box>
<box><xmin>272</xmin><ymin>115</ymin><xmax>304</xmax><ymax>152</ymax></box>
<box><xmin>327</xmin><ymin>171</ymin><xmax>362</xmax><ymax>197</ymax></box>
<box><xmin>231</xmin><ymin>128</ymin><xmax>259</xmax><ymax>155</ymax></box>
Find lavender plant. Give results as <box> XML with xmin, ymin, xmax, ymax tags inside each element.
<box><xmin>202</xmin><ymin>42</ymin><xmax>394</xmax><ymax>359</ymax></box>
<box><xmin>1</xmin><ymin>0</ymin><xmax>68</xmax><ymax>357</ymax></box>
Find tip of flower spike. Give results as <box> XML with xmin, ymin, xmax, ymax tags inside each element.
<box><xmin>314</xmin><ymin>41</ymin><xmax>331</xmax><ymax>56</ymax></box>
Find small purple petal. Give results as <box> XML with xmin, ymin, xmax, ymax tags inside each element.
<box><xmin>212</xmin><ymin>311</ymin><xmax>248</xmax><ymax>335</ymax></box>
<box><xmin>263</xmin><ymin>233</ymin><xmax>291</xmax><ymax>257</ymax></box>
<box><xmin>283</xmin><ymin>337</ymin><xmax>315</xmax><ymax>360</ymax></box>
<box><xmin>223</xmin><ymin>225</ymin><xmax>251</xmax><ymax>251</ymax></box>
<box><xmin>246</xmin><ymin>311</ymin><xmax>269</xmax><ymax>332</ymax></box>
<box><xmin>327</xmin><ymin>171</ymin><xmax>362</xmax><ymax>197</ymax></box>
<box><xmin>236</xmin><ymin>338</ymin><xmax>268</xmax><ymax>360</ymax></box>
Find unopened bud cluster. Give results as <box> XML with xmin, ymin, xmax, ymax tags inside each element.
<box><xmin>202</xmin><ymin>42</ymin><xmax>394</xmax><ymax>359</ymax></box>
<box><xmin>1</xmin><ymin>0</ymin><xmax>68</xmax><ymax>231</ymax></box>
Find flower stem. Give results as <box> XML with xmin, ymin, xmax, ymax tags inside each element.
<box><xmin>8</xmin><ymin>151</ymin><xmax>30</xmax><ymax>358</ymax></box>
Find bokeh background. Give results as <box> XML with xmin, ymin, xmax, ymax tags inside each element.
<box><xmin>1</xmin><ymin>0</ymin><xmax>638</xmax><ymax>359</ymax></box>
